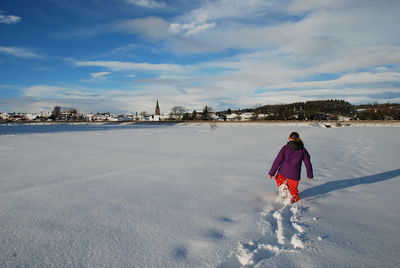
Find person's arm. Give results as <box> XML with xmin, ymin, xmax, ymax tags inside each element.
<box><xmin>303</xmin><ymin>149</ymin><xmax>313</xmax><ymax>179</ymax></box>
<box><xmin>268</xmin><ymin>146</ymin><xmax>285</xmax><ymax>178</ymax></box>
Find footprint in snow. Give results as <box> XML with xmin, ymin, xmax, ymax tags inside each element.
<box><xmin>218</xmin><ymin>200</ymin><xmax>309</xmax><ymax>267</ymax></box>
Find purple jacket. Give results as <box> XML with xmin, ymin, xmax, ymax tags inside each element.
<box><xmin>269</xmin><ymin>141</ymin><xmax>313</xmax><ymax>181</ymax></box>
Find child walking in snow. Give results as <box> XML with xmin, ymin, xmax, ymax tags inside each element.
<box><xmin>268</xmin><ymin>132</ymin><xmax>313</xmax><ymax>203</ymax></box>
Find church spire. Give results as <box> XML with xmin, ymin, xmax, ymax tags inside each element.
<box><xmin>155</xmin><ymin>99</ymin><xmax>160</xmax><ymax>115</ymax></box>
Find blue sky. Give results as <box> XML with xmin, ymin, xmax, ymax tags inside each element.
<box><xmin>1</xmin><ymin>0</ymin><xmax>400</xmax><ymax>114</ymax></box>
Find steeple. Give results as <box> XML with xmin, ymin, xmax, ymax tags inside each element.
<box><xmin>155</xmin><ymin>99</ymin><xmax>160</xmax><ymax>115</ymax></box>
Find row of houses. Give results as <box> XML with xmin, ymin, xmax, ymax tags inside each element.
<box><xmin>0</xmin><ymin>111</ymin><xmax>352</xmax><ymax>123</ymax></box>
<box><xmin>0</xmin><ymin>112</ymin><xmax>155</xmax><ymax>122</ymax></box>
<box><xmin>0</xmin><ymin>111</ymin><xmax>259</xmax><ymax>122</ymax></box>
<box><xmin>0</xmin><ymin>112</ymin><xmax>51</xmax><ymax>121</ymax></box>
<box><xmin>1</xmin><ymin>99</ymin><xmax>354</xmax><ymax>122</ymax></box>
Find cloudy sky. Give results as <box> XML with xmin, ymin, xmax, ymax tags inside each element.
<box><xmin>1</xmin><ymin>0</ymin><xmax>400</xmax><ymax>114</ymax></box>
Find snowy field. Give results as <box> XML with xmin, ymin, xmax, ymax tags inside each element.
<box><xmin>1</xmin><ymin>123</ymin><xmax>399</xmax><ymax>267</ymax></box>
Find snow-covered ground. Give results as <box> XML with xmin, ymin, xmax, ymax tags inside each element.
<box><xmin>1</xmin><ymin>124</ymin><xmax>399</xmax><ymax>267</ymax></box>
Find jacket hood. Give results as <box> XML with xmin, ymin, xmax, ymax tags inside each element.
<box><xmin>287</xmin><ymin>140</ymin><xmax>304</xmax><ymax>150</ymax></box>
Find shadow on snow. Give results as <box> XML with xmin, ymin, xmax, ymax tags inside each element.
<box><xmin>301</xmin><ymin>169</ymin><xmax>400</xmax><ymax>199</ymax></box>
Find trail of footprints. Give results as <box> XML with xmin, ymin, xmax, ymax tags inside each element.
<box><xmin>219</xmin><ymin>200</ymin><xmax>308</xmax><ymax>268</ymax></box>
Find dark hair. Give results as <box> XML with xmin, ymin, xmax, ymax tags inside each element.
<box><xmin>290</xmin><ymin>132</ymin><xmax>299</xmax><ymax>139</ymax></box>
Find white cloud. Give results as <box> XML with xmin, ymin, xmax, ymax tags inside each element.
<box><xmin>258</xmin><ymin>72</ymin><xmax>400</xmax><ymax>92</ymax></box>
<box><xmin>287</xmin><ymin>0</ymin><xmax>350</xmax><ymax>13</ymax></box>
<box><xmin>166</xmin><ymin>0</ymin><xmax>275</xmax><ymax>39</ymax></box>
<box><xmin>74</xmin><ymin>60</ymin><xmax>184</xmax><ymax>73</ymax></box>
<box><xmin>330</xmin><ymin>71</ymin><xmax>400</xmax><ymax>85</ymax></box>
<box><xmin>79</xmin><ymin>72</ymin><xmax>112</xmax><ymax>83</ymax></box>
<box><xmin>179</xmin><ymin>0</ymin><xmax>276</xmax><ymax>23</ymax></box>
<box><xmin>169</xmin><ymin>22</ymin><xmax>216</xmax><ymax>36</ymax></box>
<box><xmin>116</xmin><ymin>16</ymin><xmax>170</xmax><ymax>40</ymax></box>
<box><xmin>152</xmin><ymin>0</ymin><xmax>400</xmax><ymax>59</ymax></box>
<box><xmin>0</xmin><ymin>14</ymin><xmax>21</xmax><ymax>24</ymax></box>
<box><xmin>5</xmin><ymin>0</ymin><xmax>400</xmax><ymax>113</ymax></box>
<box><xmin>24</xmin><ymin>85</ymin><xmax>65</xmax><ymax>98</ymax></box>
<box><xmin>115</xmin><ymin>1</ymin><xmax>280</xmax><ymax>47</ymax></box>
<box><xmin>125</xmin><ymin>0</ymin><xmax>166</xmax><ymax>9</ymax></box>
<box><xmin>0</xmin><ymin>46</ymin><xmax>42</xmax><ymax>58</ymax></box>
<box><xmin>90</xmin><ymin>72</ymin><xmax>111</xmax><ymax>79</ymax></box>
<box><xmin>24</xmin><ymin>85</ymin><xmax>95</xmax><ymax>99</ymax></box>
<box><xmin>316</xmin><ymin>46</ymin><xmax>400</xmax><ymax>74</ymax></box>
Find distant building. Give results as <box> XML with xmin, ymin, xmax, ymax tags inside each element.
<box><xmin>241</xmin><ymin>112</ymin><xmax>254</xmax><ymax>121</ymax></box>
<box><xmin>155</xmin><ymin>99</ymin><xmax>160</xmax><ymax>115</ymax></box>
<box><xmin>338</xmin><ymin>116</ymin><xmax>351</xmax><ymax>121</ymax></box>
<box><xmin>22</xmin><ymin>113</ymin><xmax>37</xmax><ymax>121</ymax></box>
<box><xmin>51</xmin><ymin>106</ymin><xmax>78</xmax><ymax>121</ymax></box>
<box><xmin>148</xmin><ymin>100</ymin><xmax>161</xmax><ymax>121</ymax></box>
<box><xmin>0</xmin><ymin>112</ymin><xmax>10</xmax><ymax>120</ymax></box>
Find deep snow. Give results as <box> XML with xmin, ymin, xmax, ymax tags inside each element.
<box><xmin>0</xmin><ymin>124</ymin><xmax>399</xmax><ymax>267</ymax></box>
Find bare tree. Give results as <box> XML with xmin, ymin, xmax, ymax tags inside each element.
<box><xmin>52</xmin><ymin>106</ymin><xmax>61</xmax><ymax>117</ymax></box>
<box><xmin>202</xmin><ymin>106</ymin><xmax>213</xmax><ymax>120</ymax></box>
<box><xmin>172</xmin><ymin>106</ymin><xmax>186</xmax><ymax>114</ymax></box>
<box><xmin>170</xmin><ymin>106</ymin><xmax>186</xmax><ymax>118</ymax></box>
<box><xmin>252</xmin><ymin>104</ymin><xmax>263</xmax><ymax>120</ymax></box>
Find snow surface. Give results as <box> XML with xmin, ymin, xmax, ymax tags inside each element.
<box><xmin>0</xmin><ymin>124</ymin><xmax>399</xmax><ymax>267</ymax></box>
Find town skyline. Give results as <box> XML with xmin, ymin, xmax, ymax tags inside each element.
<box><xmin>1</xmin><ymin>99</ymin><xmax>399</xmax><ymax>122</ymax></box>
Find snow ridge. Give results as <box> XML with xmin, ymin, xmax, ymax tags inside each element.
<box><xmin>218</xmin><ymin>201</ymin><xmax>307</xmax><ymax>267</ymax></box>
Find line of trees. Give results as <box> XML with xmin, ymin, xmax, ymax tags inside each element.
<box><xmin>253</xmin><ymin>100</ymin><xmax>356</xmax><ymax>120</ymax></box>
<box><xmin>252</xmin><ymin>100</ymin><xmax>400</xmax><ymax>120</ymax></box>
<box><xmin>172</xmin><ymin>100</ymin><xmax>400</xmax><ymax>121</ymax></box>
<box><xmin>249</xmin><ymin>100</ymin><xmax>399</xmax><ymax>121</ymax></box>
<box><xmin>180</xmin><ymin>106</ymin><xmax>214</xmax><ymax>121</ymax></box>
<box><xmin>355</xmin><ymin>103</ymin><xmax>400</xmax><ymax>120</ymax></box>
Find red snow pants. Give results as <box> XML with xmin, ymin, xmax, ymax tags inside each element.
<box><xmin>275</xmin><ymin>173</ymin><xmax>300</xmax><ymax>203</ymax></box>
